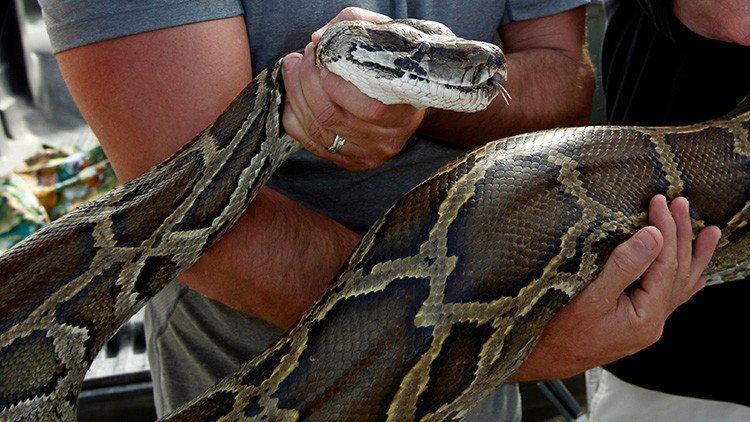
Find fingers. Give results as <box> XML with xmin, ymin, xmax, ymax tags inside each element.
<box><xmin>691</xmin><ymin>224</ymin><xmax>722</xmax><ymax>275</ymax></box>
<box><xmin>283</xmin><ymin>50</ymin><xmax>361</xmax><ymax>163</ymax></box>
<box><xmin>640</xmin><ymin>196</ymin><xmax>721</xmax><ymax>312</ymax></box>
<box><xmin>319</xmin><ymin>65</ymin><xmax>420</xmax><ymax>126</ymax></box>
<box><xmin>281</xmin><ymin>42</ymin><xmax>424</xmax><ymax>171</ymax></box>
<box><xmin>632</xmin><ymin>195</ymin><xmax>679</xmax><ymax>315</ymax></box>
<box><xmin>282</xmin><ymin>54</ymin><xmax>329</xmax><ymax>156</ymax></box>
<box><xmin>585</xmin><ymin>195</ymin><xmax>720</xmax><ymax>329</ymax></box>
<box><xmin>689</xmin><ymin>225</ymin><xmax>722</xmax><ymax>292</ymax></box>
<box><xmin>669</xmin><ymin>197</ymin><xmax>693</xmax><ymax>293</ymax></box>
<box><xmin>515</xmin><ymin>195</ymin><xmax>723</xmax><ymax>380</ymax></box>
<box><xmin>617</xmin><ymin>195</ymin><xmax>720</xmax><ymax>336</ymax></box>
<box><xmin>280</xmin><ymin>7</ymin><xmax>423</xmax><ymax>172</ymax></box>
<box><xmin>301</xmin><ymin>42</ymin><xmax>418</xmax><ymax>131</ymax></box>
<box><xmin>665</xmin><ymin>197</ymin><xmax>719</xmax><ymax>301</ymax></box>
<box><xmin>312</xmin><ymin>7</ymin><xmax>392</xmax><ymax>43</ymax></box>
<box><xmin>585</xmin><ymin>226</ymin><xmax>662</xmax><ymax>310</ymax></box>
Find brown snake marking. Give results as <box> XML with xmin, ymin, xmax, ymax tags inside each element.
<box><xmin>1</xmin><ymin>18</ymin><xmax>749</xmax><ymax>421</ymax></box>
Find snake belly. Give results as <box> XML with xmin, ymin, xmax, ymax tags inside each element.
<box><xmin>0</xmin><ymin>17</ymin><xmax>749</xmax><ymax>422</ymax></box>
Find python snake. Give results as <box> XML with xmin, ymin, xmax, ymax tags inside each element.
<box><xmin>1</xmin><ymin>18</ymin><xmax>749</xmax><ymax>421</ymax></box>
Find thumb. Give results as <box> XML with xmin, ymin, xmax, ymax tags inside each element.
<box><xmin>282</xmin><ymin>53</ymin><xmax>303</xmax><ymax>78</ymax></box>
<box><xmin>586</xmin><ymin>227</ymin><xmax>664</xmax><ymax>304</ymax></box>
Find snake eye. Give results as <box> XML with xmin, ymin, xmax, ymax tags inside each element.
<box><xmin>418</xmin><ymin>42</ymin><xmax>432</xmax><ymax>54</ymax></box>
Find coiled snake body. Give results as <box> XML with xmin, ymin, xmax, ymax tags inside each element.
<box><xmin>0</xmin><ymin>19</ymin><xmax>749</xmax><ymax>421</ymax></box>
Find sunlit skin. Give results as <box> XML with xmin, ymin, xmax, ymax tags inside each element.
<box><xmin>673</xmin><ymin>0</ymin><xmax>750</xmax><ymax>45</ymax></box>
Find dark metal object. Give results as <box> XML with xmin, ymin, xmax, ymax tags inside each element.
<box><xmin>537</xmin><ymin>380</ymin><xmax>588</xmax><ymax>422</ymax></box>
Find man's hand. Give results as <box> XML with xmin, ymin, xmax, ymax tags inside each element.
<box><xmin>673</xmin><ymin>0</ymin><xmax>750</xmax><ymax>45</ymax></box>
<box><xmin>281</xmin><ymin>7</ymin><xmax>425</xmax><ymax>172</ymax></box>
<box><xmin>510</xmin><ymin>195</ymin><xmax>721</xmax><ymax>381</ymax></box>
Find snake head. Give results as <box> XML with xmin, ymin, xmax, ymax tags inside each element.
<box><xmin>316</xmin><ymin>19</ymin><xmax>508</xmax><ymax>113</ymax></box>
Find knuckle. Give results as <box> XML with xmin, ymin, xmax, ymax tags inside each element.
<box><xmin>610</xmin><ymin>246</ymin><xmax>637</xmax><ymax>274</ymax></box>
<box><xmin>378</xmin><ymin>137</ymin><xmax>403</xmax><ymax>157</ymax></box>
<box><xmin>304</xmin><ymin>118</ymin><xmax>326</xmax><ymax>143</ymax></box>
<box><xmin>630</xmin><ymin>316</ymin><xmax>664</xmax><ymax>347</ymax></box>
<box><xmin>359</xmin><ymin>156</ymin><xmax>386</xmax><ymax>171</ymax></box>
<box><xmin>724</xmin><ymin>25</ymin><xmax>750</xmax><ymax>45</ymax></box>
<box><xmin>340</xmin><ymin>7</ymin><xmax>364</xmax><ymax>20</ymax></box>
<box><xmin>585</xmin><ymin>293</ymin><xmax>611</xmax><ymax>312</ymax></box>
<box><xmin>321</xmin><ymin>69</ymin><xmax>346</xmax><ymax>92</ymax></box>
<box><xmin>409</xmin><ymin>110</ymin><xmax>426</xmax><ymax>130</ymax></box>
<box><xmin>679</xmin><ymin>279</ymin><xmax>697</xmax><ymax>301</ymax></box>
<box><xmin>363</xmin><ymin>101</ymin><xmax>389</xmax><ymax>123</ymax></box>
<box><xmin>677</xmin><ymin>271</ymin><xmax>691</xmax><ymax>287</ymax></box>
<box><xmin>667</xmin><ymin>260</ymin><xmax>679</xmax><ymax>276</ymax></box>
<box><xmin>349</xmin><ymin>162</ymin><xmax>370</xmax><ymax>172</ymax></box>
<box><xmin>644</xmin><ymin>322</ymin><xmax>664</xmax><ymax>345</ymax></box>
<box><xmin>316</xmin><ymin>104</ymin><xmax>340</xmax><ymax>129</ymax></box>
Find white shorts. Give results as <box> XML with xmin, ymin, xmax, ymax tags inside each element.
<box><xmin>586</xmin><ymin>368</ymin><xmax>750</xmax><ymax>421</ymax></box>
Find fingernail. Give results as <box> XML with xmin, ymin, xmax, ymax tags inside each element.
<box><xmin>636</xmin><ymin>229</ymin><xmax>658</xmax><ymax>251</ymax></box>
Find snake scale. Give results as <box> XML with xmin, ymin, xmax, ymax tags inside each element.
<box><xmin>1</xmin><ymin>18</ymin><xmax>749</xmax><ymax>421</ymax></box>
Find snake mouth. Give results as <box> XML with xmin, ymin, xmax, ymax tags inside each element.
<box><xmin>470</xmin><ymin>50</ymin><xmax>509</xmax><ymax>104</ymax></box>
<box><xmin>389</xmin><ymin>39</ymin><xmax>508</xmax><ymax>110</ymax></box>
<box><xmin>487</xmin><ymin>70</ymin><xmax>510</xmax><ymax>105</ymax></box>
<box><xmin>408</xmin><ymin>60</ymin><xmax>507</xmax><ymax>111</ymax></box>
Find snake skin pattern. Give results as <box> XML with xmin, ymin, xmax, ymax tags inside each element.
<box><xmin>1</xmin><ymin>18</ymin><xmax>749</xmax><ymax>421</ymax></box>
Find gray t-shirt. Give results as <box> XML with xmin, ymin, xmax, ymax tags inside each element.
<box><xmin>40</xmin><ymin>0</ymin><xmax>588</xmax><ymax>419</ymax></box>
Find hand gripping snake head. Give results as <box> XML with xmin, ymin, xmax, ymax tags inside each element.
<box><xmin>316</xmin><ymin>19</ymin><xmax>508</xmax><ymax>113</ymax></box>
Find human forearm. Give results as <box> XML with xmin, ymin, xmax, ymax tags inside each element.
<box><xmin>180</xmin><ymin>187</ymin><xmax>361</xmax><ymax>329</ymax></box>
<box><xmin>419</xmin><ymin>47</ymin><xmax>594</xmax><ymax>147</ymax></box>
<box><xmin>419</xmin><ymin>6</ymin><xmax>594</xmax><ymax>148</ymax></box>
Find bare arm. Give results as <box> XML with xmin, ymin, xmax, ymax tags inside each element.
<box><xmin>57</xmin><ymin>18</ymin><xmax>253</xmax><ymax>182</ymax></box>
<box><xmin>420</xmin><ymin>7</ymin><xmax>595</xmax><ymax>146</ymax></box>
<box><xmin>56</xmin><ymin>17</ymin><xmax>359</xmax><ymax>329</ymax></box>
